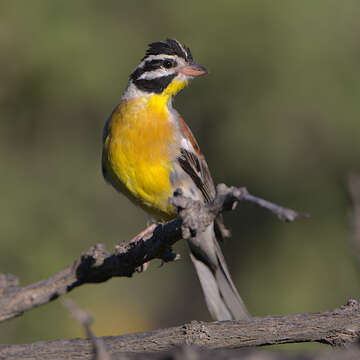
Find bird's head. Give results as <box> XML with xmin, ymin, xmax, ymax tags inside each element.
<box><xmin>128</xmin><ymin>38</ymin><xmax>207</xmax><ymax>99</ymax></box>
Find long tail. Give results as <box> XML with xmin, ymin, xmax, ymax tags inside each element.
<box><xmin>188</xmin><ymin>224</ymin><xmax>250</xmax><ymax>321</ymax></box>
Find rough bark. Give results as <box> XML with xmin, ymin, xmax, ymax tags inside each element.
<box><xmin>0</xmin><ymin>184</ymin><xmax>303</xmax><ymax>323</ymax></box>
<box><xmin>2</xmin><ymin>345</ymin><xmax>360</xmax><ymax>360</ymax></box>
<box><xmin>1</xmin><ymin>300</ymin><xmax>360</xmax><ymax>359</ymax></box>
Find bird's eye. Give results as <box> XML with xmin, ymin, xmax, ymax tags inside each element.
<box><xmin>163</xmin><ymin>59</ymin><xmax>174</xmax><ymax>69</ymax></box>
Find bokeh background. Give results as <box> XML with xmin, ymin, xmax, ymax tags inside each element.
<box><xmin>1</xmin><ymin>0</ymin><xmax>360</xmax><ymax>351</ymax></box>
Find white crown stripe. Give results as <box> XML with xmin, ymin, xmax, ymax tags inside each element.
<box><xmin>174</xmin><ymin>40</ymin><xmax>188</xmax><ymax>60</ymax></box>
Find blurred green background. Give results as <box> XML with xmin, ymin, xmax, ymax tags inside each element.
<box><xmin>1</xmin><ymin>0</ymin><xmax>359</xmax><ymax>349</ymax></box>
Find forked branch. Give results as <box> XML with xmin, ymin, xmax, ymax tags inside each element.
<box><xmin>0</xmin><ymin>184</ymin><xmax>304</xmax><ymax>323</ymax></box>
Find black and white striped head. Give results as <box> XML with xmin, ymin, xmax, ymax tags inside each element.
<box><xmin>128</xmin><ymin>38</ymin><xmax>207</xmax><ymax>96</ymax></box>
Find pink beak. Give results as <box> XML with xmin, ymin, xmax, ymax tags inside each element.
<box><xmin>178</xmin><ymin>62</ymin><xmax>208</xmax><ymax>77</ymax></box>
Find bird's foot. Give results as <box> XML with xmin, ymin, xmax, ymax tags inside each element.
<box><xmin>130</xmin><ymin>223</ymin><xmax>157</xmax><ymax>243</ymax></box>
<box><xmin>130</xmin><ymin>223</ymin><xmax>157</xmax><ymax>272</ymax></box>
<box><xmin>136</xmin><ymin>262</ymin><xmax>150</xmax><ymax>273</ymax></box>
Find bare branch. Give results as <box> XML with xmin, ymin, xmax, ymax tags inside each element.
<box><xmin>2</xmin><ymin>344</ymin><xmax>360</xmax><ymax>360</ymax></box>
<box><xmin>62</xmin><ymin>299</ymin><xmax>111</xmax><ymax>360</ymax></box>
<box><xmin>0</xmin><ymin>184</ymin><xmax>303</xmax><ymax>323</ymax></box>
<box><xmin>1</xmin><ymin>300</ymin><xmax>360</xmax><ymax>359</ymax></box>
<box><xmin>0</xmin><ymin>220</ymin><xmax>182</xmax><ymax>323</ymax></box>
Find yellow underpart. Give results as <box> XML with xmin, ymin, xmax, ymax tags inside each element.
<box><xmin>103</xmin><ymin>79</ymin><xmax>188</xmax><ymax>220</ymax></box>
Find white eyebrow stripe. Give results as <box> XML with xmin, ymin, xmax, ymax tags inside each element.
<box><xmin>138</xmin><ymin>68</ymin><xmax>176</xmax><ymax>80</ymax></box>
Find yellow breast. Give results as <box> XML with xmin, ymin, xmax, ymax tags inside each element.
<box><xmin>103</xmin><ymin>95</ymin><xmax>179</xmax><ymax>220</ymax></box>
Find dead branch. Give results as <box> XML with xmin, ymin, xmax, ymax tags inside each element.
<box><xmin>0</xmin><ymin>184</ymin><xmax>303</xmax><ymax>323</ymax></box>
<box><xmin>0</xmin><ymin>300</ymin><xmax>359</xmax><ymax>359</ymax></box>
<box><xmin>3</xmin><ymin>344</ymin><xmax>360</xmax><ymax>360</ymax></box>
<box><xmin>62</xmin><ymin>298</ymin><xmax>111</xmax><ymax>360</ymax></box>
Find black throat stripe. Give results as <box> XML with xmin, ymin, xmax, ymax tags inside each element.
<box><xmin>133</xmin><ymin>74</ymin><xmax>176</xmax><ymax>94</ymax></box>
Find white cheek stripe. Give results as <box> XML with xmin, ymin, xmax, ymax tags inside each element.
<box><xmin>121</xmin><ymin>81</ymin><xmax>150</xmax><ymax>100</ymax></box>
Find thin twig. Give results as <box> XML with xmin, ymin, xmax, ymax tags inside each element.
<box><xmin>215</xmin><ymin>184</ymin><xmax>308</xmax><ymax>222</ymax></box>
<box><xmin>62</xmin><ymin>299</ymin><xmax>111</xmax><ymax>360</ymax></box>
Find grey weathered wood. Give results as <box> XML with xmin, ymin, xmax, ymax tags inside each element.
<box><xmin>3</xmin><ymin>345</ymin><xmax>357</xmax><ymax>360</ymax></box>
<box><xmin>1</xmin><ymin>300</ymin><xmax>359</xmax><ymax>359</ymax></box>
<box><xmin>0</xmin><ymin>184</ymin><xmax>302</xmax><ymax>324</ymax></box>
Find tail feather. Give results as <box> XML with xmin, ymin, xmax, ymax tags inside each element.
<box><xmin>190</xmin><ymin>253</ymin><xmax>233</xmax><ymax>320</ymax></box>
<box><xmin>188</xmin><ymin>225</ymin><xmax>250</xmax><ymax>321</ymax></box>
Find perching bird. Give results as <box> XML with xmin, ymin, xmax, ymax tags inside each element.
<box><xmin>102</xmin><ymin>38</ymin><xmax>250</xmax><ymax>321</ymax></box>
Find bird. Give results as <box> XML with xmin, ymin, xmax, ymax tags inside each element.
<box><xmin>102</xmin><ymin>38</ymin><xmax>250</xmax><ymax>321</ymax></box>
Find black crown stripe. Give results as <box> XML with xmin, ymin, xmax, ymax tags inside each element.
<box><xmin>144</xmin><ymin>38</ymin><xmax>192</xmax><ymax>62</ymax></box>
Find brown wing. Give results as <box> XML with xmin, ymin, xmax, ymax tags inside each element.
<box><xmin>177</xmin><ymin>116</ymin><xmax>216</xmax><ymax>203</ymax></box>
<box><xmin>177</xmin><ymin>115</ymin><xmax>231</xmax><ymax>241</ymax></box>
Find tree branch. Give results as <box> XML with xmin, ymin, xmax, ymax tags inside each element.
<box><xmin>1</xmin><ymin>300</ymin><xmax>359</xmax><ymax>359</ymax></box>
<box><xmin>62</xmin><ymin>298</ymin><xmax>111</xmax><ymax>360</ymax></box>
<box><xmin>0</xmin><ymin>184</ymin><xmax>304</xmax><ymax>323</ymax></box>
